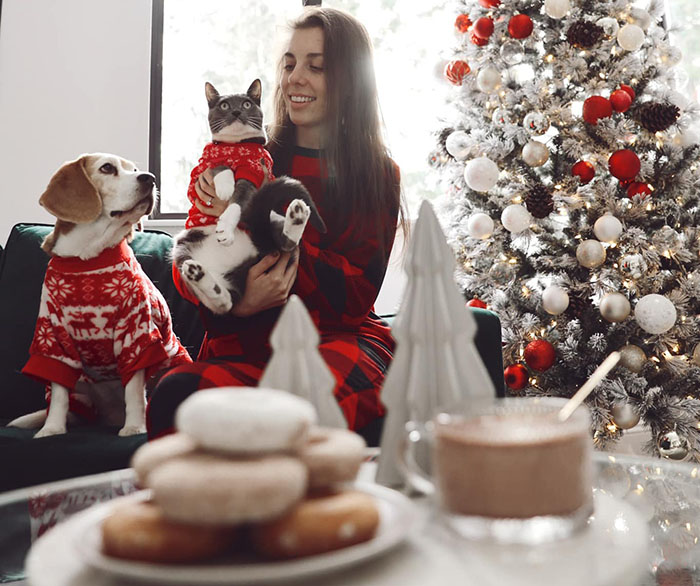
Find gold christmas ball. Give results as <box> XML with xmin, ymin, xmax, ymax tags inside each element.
<box><xmin>522</xmin><ymin>140</ymin><xmax>550</xmax><ymax>167</ymax></box>
<box><xmin>576</xmin><ymin>239</ymin><xmax>606</xmax><ymax>269</ymax></box>
<box><xmin>599</xmin><ymin>292</ymin><xmax>631</xmax><ymax>323</ymax></box>
<box><xmin>618</xmin><ymin>344</ymin><xmax>646</xmax><ymax>373</ymax></box>
<box><xmin>611</xmin><ymin>402</ymin><xmax>640</xmax><ymax>430</ymax></box>
<box><xmin>692</xmin><ymin>344</ymin><xmax>700</xmax><ymax>366</ymax></box>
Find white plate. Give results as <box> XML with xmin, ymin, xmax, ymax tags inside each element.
<box><xmin>72</xmin><ymin>482</ymin><xmax>423</xmax><ymax>585</ymax></box>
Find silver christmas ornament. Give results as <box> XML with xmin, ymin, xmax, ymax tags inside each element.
<box><xmin>476</xmin><ymin>66</ymin><xmax>502</xmax><ymax>94</ymax></box>
<box><xmin>576</xmin><ymin>240</ymin><xmax>606</xmax><ymax>269</ymax></box>
<box><xmin>618</xmin><ymin>345</ymin><xmax>646</xmax><ymax>373</ymax></box>
<box><xmin>628</xmin><ymin>7</ymin><xmax>652</xmax><ymax>31</ymax></box>
<box><xmin>522</xmin><ymin>140</ymin><xmax>549</xmax><ymax>167</ymax></box>
<box><xmin>500</xmin><ymin>40</ymin><xmax>524</xmax><ymax>65</ymax></box>
<box><xmin>652</xmin><ymin>226</ymin><xmax>682</xmax><ymax>254</ymax></box>
<box><xmin>523</xmin><ymin>112</ymin><xmax>550</xmax><ymax>135</ymax></box>
<box><xmin>445</xmin><ymin>130</ymin><xmax>471</xmax><ymax>160</ymax></box>
<box><xmin>467</xmin><ymin>213</ymin><xmax>494</xmax><ymax>239</ymax></box>
<box><xmin>620</xmin><ymin>254</ymin><xmax>647</xmax><ymax>279</ymax></box>
<box><xmin>492</xmin><ymin>107</ymin><xmax>512</xmax><ymax>126</ymax></box>
<box><xmin>600</xmin><ymin>292</ymin><xmax>631</xmax><ymax>323</ymax></box>
<box><xmin>464</xmin><ymin>157</ymin><xmax>500</xmax><ymax>192</ymax></box>
<box><xmin>544</xmin><ymin>0</ymin><xmax>570</xmax><ymax>19</ymax></box>
<box><xmin>657</xmin><ymin>430</ymin><xmax>689</xmax><ymax>460</ymax></box>
<box><xmin>634</xmin><ymin>294</ymin><xmax>677</xmax><ymax>335</ymax></box>
<box><xmin>489</xmin><ymin>261</ymin><xmax>515</xmax><ymax>285</ymax></box>
<box><xmin>501</xmin><ymin>204</ymin><xmax>532</xmax><ymax>234</ymax></box>
<box><xmin>596</xmin><ymin>17</ymin><xmax>620</xmax><ymax>37</ymax></box>
<box><xmin>593</xmin><ymin>214</ymin><xmax>623</xmax><ymax>243</ymax></box>
<box><xmin>611</xmin><ymin>402</ymin><xmax>640</xmax><ymax>430</ymax></box>
<box><xmin>617</xmin><ymin>24</ymin><xmax>645</xmax><ymax>51</ymax></box>
<box><xmin>542</xmin><ymin>285</ymin><xmax>569</xmax><ymax>315</ymax></box>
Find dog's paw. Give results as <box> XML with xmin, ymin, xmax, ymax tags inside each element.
<box><xmin>119</xmin><ymin>423</ymin><xmax>146</xmax><ymax>437</ymax></box>
<box><xmin>34</xmin><ymin>425</ymin><xmax>67</xmax><ymax>438</ymax></box>
<box><xmin>283</xmin><ymin>199</ymin><xmax>311</xmax><ymax>244</ymax></box>
<box><xmin>182</xmin><ymin>260</ymin><xmax>205</xmax><ymax>282</ymax></box>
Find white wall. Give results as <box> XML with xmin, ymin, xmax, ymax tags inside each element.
<box><xmin>0</xmin><ymin>0</ymin><xmax>152</xmax><ymax>243</ymax></box>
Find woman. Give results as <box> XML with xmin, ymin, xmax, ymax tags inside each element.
<box><xmin>146</xmin><ymin>7</ymin><xmax>406</xmax><ymax>446</ymax></box>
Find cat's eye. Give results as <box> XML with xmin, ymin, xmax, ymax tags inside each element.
<box><xmin>220</xmin><ymin>102</ymin><xmax>230</xmax><ymax>111</ymax></box>
<box><xmin>99</xmin><ymin>163</ymin><xmax>117</xmax><ymax>175</ymax></box>
<box><xmin>243</xmin><ymin>101</ymin><xmax>251</xmax><ymax>109</ymax></box>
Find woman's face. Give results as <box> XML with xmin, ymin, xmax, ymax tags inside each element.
<box><xmin>281</xmin><ymin>27</ymin><xmax>327</xmax><ymax>146</ymax></box>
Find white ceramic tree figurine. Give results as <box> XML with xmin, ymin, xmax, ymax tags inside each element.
<box><xmin>259</xmin><ymin>294</ymin><xmax>346</xmax><ymax>428</ymax></box>
<box><xmin>376</xmin><ymin>200</ymin><xmax>496</xmax><ymax>487</ymax></box>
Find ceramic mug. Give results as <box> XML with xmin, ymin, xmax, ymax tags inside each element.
<box><xmin>400</xmin><ymin>397</ymin><xmax>594</xmax><ymax>544</ymax></box>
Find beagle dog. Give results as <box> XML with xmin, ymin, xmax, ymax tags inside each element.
<box><xmin>8</xmin><ymin>154</ymin><xmax>191</xmax><ymax>438</ymax></box>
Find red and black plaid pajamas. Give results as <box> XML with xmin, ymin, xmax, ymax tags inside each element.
<box><xmin>146</xmin><ymin>146</ymin><xmax>399</xmax><ymax>444</ymax></box>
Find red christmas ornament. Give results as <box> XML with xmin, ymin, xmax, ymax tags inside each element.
<box><xmin>583</xmin><ymin>96</ymin><xmax>613</xmax><ymax>125</ymax></box>
<box><xmin>508</xmin><ymin>14</ymin><xmax>534</xmax><ymax>39</ymax></box>
<box><xmin>444</xmin><ymin>60</ymin><xmax>471</xmax><ymax>85</ymax></box>
<box><xmin>478</xmin><ymin>0</ymin><xmax>501</xmax><ymax>7</ymax></box>
<box><xmin>466</xmin><ymin>297</ymin><xmax>487</xmax><ymax>309</ymax></box>
<box><xmin>504</xmin><ymin>364</ymin><xmax>529</xmax><ymax>390</ymax></box>
<box><xmin>524</xmin><ymin>340</ymin><xmax>556</xmax><ymax>371</ymax></box>
<box><xmin>609</xmin><ymin>149</ymin><xmax>641</xmax><ymax>180</ymax></box>
<box><xmin>610</xmin><ymin>89</ymin><xmax>633</xmax><ymax>113</ymax></box>
<box><xmin>619</xmin><ymin>84</ymin><xmax>636</xmax><ymax>101</ymax></box>
<box><xmin>572</xmin><ymin>161</ymin><xmax>595</xmax><ymax>184</ymax></box>
<box><xmin>473</xmin><ymin>17</ymin><xmax>495</xmax><ymax>39</ymax></box>
<box><xmin>471</xmin><ymin>33</ymin><xmax>489</xmax><ymax>46</ymax></box>
<box><xmin>454</xmin><ymin>14</ymin><xmax>472</xmax><ymax>33</ymax></box>
<box><xmin>627</xmin><ymin>181</ymin><xmax>653</xmax><ymax>199</ymax></box>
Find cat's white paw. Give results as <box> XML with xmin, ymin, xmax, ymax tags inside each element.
<box><xmin>214</xmin><ymin>169</ymin><xmax>235</xmax><ymax>201</ymax></box>
<box><xmin>216</xmin><ymin>225</ymin><xmax>236</xmax><ymax>246</ymax></box>
<box><xmin>283</xmin><ymin>199</ymin><xmax>311</xmax><ymax>244</ymax></box>
<box><xmin>119</xmin><ymin>423</ymin><xmax>146</xmax><ymax>437</ymax></box>
<box><xmin>35</xmin><ymin>424</ymin><xmax>66</xmax><ymax>438</ymax></box>
<box><xmin>182</xmin><ymin>259</ymin><xmax>205</xmax><ymax>283</ymax></box>
<box><xmin>181</xmin><ymin>260</ymin><xmax>232</xmax><ymax>315</ymax></box>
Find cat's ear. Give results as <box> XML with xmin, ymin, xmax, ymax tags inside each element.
<box><xmin>205</xmin><ymin>82</ymin><xmax>220</xmax><ymax>105</ymax></box>
<box><xmin>247</xmin><ymin>79</ymin><xmax>262</xmax><ymax>106</ymax></box>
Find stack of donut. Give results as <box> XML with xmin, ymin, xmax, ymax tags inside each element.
<box><xmin>101</xmin><ymin>388</ymin><xmax>379</xmax><ymax>564</ymax></box>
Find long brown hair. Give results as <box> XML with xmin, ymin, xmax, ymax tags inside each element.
<box><xmin>267</xmin><ymin>7</ymin><xmax>407</xmax><ymax>245</ymax></box>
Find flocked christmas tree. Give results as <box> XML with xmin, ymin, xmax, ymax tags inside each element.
<box><xmin>435</xmin><ymin>0</ymin><xmax>700</xmax><ymax>459</ymax></box>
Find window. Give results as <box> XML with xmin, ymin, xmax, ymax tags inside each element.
<box><xmin>666</xmin><ymin>0</ymin><xmax>700</xmax><ymax>101</ymax></box>
<box><xmin>151</xmin><ymin>0</ymin><xmax>451</xmax><ymax>220</ymax></box>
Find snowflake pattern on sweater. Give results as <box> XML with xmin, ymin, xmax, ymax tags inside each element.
<box><xmin>185</xmin><ymin>141</ymin><xmax>274</xmax><ymax>229</ymax></box>
<box><xmin>23</xmin><ymin>241</ymin><xmax>192</xmax><ymax>410</ymax></box>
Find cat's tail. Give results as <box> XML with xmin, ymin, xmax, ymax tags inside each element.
<box><xmin>257</xmin><ymin>177</ymin><xmax>327</xmax><ymax>233</ymax></box>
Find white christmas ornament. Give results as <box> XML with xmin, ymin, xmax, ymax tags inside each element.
<box><xmin>500</xmin><ymin>40</ymin><xmax>524</xmax><ymax>65</ymax></box>
<box><xmin>628</xmin><ymin>8</ymin><xmax>652</xmax><ymax>31</ymax></box>
<box><xmin>634</xmin><ymin>294</ymin><xmax>677</xmax><ymax>335</ymax></box>
<box><xmin>376</xmin><ymin>200</ymin><xmax>496</xmax><ymax>487</ymax></box>
<box><xmin>542</xmin><ymin>285</ymin><xmax>569</xmax><ymax>315</ymax></box>
<box><xmin>597</xmin><ymin>17</ymin><xmax>620</xmax><ymax>37</ymax></box>
<box><xmin>501</xmin><ymin>204</ymin><xmax>532</xmax><ymax>234</ymax></box>
<box><xmin>522</xmin><ymin>140</ymin><xmax>549</xmax><ymax>167</ymax></box>
<box><xmin>259</xmin><ymin>295</ymin><xmax>346</xmax><ymax>428</ymax></box>
<box><xmin>445</xmin><ymin>130</ymin><xmax>471</xmax><ymax>160</ymax></box>
<box><xmin>476</xmin><ymin>66</ymin><xmax>502</xmax><ymax>94</ymax></box>
<box><xmin>576</xmin><ymin>240</ymin><xmax>606</xmax><ymax>268</ymax></box>
<box><xmin>464</xmin><ymin>157</ymin><xmax>500</xmax><ymax>192</ymax></box>
<box><xmin>600</xmin><ymin>292</ymin><xmax>631</xmax><ymax>323</ymax></box>
<box><xmin>593</xmin><ymin>214</ymin><xmax>623</xmax><ymax>243</ymax></box>
<box><xmin>544</xmin><ymin>0</ymin><xmax>570</xmax><ymax>19</ymax></box>
<box><xmin>467</xmin><ymin>213</ymin><xmax>494</xmax><ymax>239</ymax></box>
<box><xmin>617</xmin><ymin>24</ymin><xmax>645</xmax><ymax>51</ymax></box>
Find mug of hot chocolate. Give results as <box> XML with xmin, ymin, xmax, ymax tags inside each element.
<box><xmin>400</xmin><ymin>397</ymin><xmax>593</xmax><ymax>544</ymax></box>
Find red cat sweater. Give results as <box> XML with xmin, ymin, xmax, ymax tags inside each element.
<box><xmin>185</xmin><ymin>141</ymin><xmax>274</xmax><ymax>229</ymax></box>
<box><xmin>23</xmin><ymin>241</ymin><xmax>192</xmax><ymax>418</ymax></box>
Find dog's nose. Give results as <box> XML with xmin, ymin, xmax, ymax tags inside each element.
<box><xmin>137</xmin><ymin>173</ymin><xmax>156</xmax><ymax>186</ymax></box>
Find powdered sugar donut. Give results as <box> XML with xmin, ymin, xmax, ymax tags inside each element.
<box><xmin>298</xmin><ymin>427</ymin><xmax>367</xmax><ymax>489</ymax></box>
<box><xmin>101</xmin><ymin>500</ymin><xmax>237</xmax><ymax>563</ymax></box>
<box><xmin>149</xmin><ymin>452</ymin><xmax>307</xmax><ymax>525</ymax></box>
<box><xmin>251</xmin><ymin>490</ymin><xmax>380</xmax><ymax>559</ymax></box>
<box><xmin>131</xmin><ymin>433</ymin><xmax>198</xmax><ymax>486</ymax></box>
<box><xmin>175</xmin><ymin>387</ymin><xmax>317</xmax><ymax>454</ymax></box>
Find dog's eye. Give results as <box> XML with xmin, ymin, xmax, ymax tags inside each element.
<box><xmin>99</xmin><ymin>163</ymin><xmax>117</xmax><ymax>175</ymax></box>
<box><xmin>243</xmin><ymin>101</ymin><xmax>251</xmax><ymax>109</ymax></box>
<box><xmin>220</xmin><ymin>102</ymin><xmax>230</xmax><ymax>111</ymax></box>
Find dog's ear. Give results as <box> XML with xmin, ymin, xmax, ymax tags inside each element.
<box><xmin>39</xmin><ymin>157</ymin><xmax>102</xmax><ymax>223</ymax></box>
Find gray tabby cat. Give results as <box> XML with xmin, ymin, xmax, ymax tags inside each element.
<box><xmin>172</xmin><ymin>79</ymin><xmax>326</xmax><ymax>315</ymax></box>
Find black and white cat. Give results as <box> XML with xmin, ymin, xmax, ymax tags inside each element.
<box><xmin>173</xmin><ymin>80</ymin><xmax>326</xmax><ymax>315</ymax></box>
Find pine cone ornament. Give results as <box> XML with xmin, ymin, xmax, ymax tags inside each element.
<box><xmin>525</xmin><ymin>185</ymin><xmax>554</xmax><ymax>219</ymax></box>
<box><xmin>567</xmin><ymin>293</ymin><xmax>589</xmax><ymax>319</ymax></box>
<box><xmin>638</xmin><ymin>102</ymin><xmax>681</xmax><ymax>133</ymax></box>
<box><xmin>566</xmin><ymin>20</ymin><xmax>604</xmax><ymax>48</ymax></box>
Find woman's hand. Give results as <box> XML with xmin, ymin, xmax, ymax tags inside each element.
<box><xmin>193</xmin><ymin>169</ymin><xmax>228</xmax><ymax>217</ymax></box>
<box><xmin>231</xmin><ymin>251</ymin><xmax>299</xmax><ymax>317</ymax></box>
